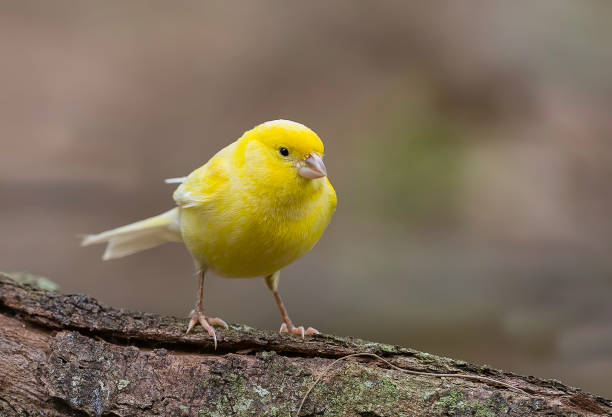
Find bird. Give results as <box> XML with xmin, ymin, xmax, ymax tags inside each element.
<box><xmin>82</xmin><ymin>120</ymin><xmax>337</xmax><ymax>348</ymax></box>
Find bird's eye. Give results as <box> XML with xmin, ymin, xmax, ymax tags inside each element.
<box><xmin>279</xmin><ymin>147</ymin><xmax>289</xmax><ymax>157</ymax></box>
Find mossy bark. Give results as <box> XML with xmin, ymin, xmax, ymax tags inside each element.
<box><xmin>0</xmin><ymin>274</ymin><xmax>610</xmax><ymax>417</ymax></box>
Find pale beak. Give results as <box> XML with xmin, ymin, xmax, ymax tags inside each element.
<box><xmin>298</xmin><ymin>154</ymin><xmax>327</xmax><ymax>179</ymax></box>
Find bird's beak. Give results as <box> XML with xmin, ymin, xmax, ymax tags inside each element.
<box><xmin>298</xmin><ymin>154</ymin><xmax>327</xmax><ymax>179</ymax></box>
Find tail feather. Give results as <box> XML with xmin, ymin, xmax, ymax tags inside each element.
<box><xmin>82</xmin><ymin>208</ymin><xmax>182</xmax><ymax>260</ymax></box>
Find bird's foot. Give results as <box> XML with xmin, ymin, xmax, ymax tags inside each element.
<box><xmin>279</xmin><ymin>322</ymin><xmax>319</xmax><ymax>339</ymax></box>
<box><xmin>186</xmin><ymin>309</ymin><xmax>228</xmax><ymax>349</ymax></box>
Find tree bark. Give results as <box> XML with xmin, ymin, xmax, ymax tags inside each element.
<box><xmin>0</xmin><ymin>274</ymin><xmax>610</xmax><ymax>417</ymax></box>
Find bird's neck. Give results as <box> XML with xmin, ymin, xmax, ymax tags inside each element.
<box><xmin>251</xmin><ymin>177</ymin><xmax>325</xmax><ymax>220</ymax></box>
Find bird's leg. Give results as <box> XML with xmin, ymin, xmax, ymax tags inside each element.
<box><xmin>186</xmin><ymin>270</ymin><xmax>228</xmax><ymax>349</ymax></box>
<box><xmin>265</xmin><ymin>272</ymin><xmax>319</xmax><ymax>338</ymax></box>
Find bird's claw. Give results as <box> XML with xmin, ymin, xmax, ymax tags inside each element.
<box><xmin>279</xmin><ymin>322</ymin><xmax>319</xmax><ymax>339</ymax></box>
<box><xmin>207</xmin><ymin>316</ymin><xmax>229</xmax><ymax>328</ymax></box>
<box><xmin>186</xmin><ymin>310</ymin><xmax>228</xmax><ymax>350</ymax></box>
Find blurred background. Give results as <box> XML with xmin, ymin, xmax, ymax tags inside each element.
<box><xmin>2</xmin><ymin>0</ymin><xmax>611</xmax><ymax>397</ymax></box>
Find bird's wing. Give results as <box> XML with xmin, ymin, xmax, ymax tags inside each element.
<box><xmin>172</xmin><ymin>144</ymin><xmax>233</xmax><ymax>208</ymax></box>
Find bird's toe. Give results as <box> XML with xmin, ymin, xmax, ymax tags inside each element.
<box><xmin>305</xmin><ymin>326</ymin><xmax>319</xmax><ymax>335</ymax></box>
<box><xmin>186</xmin><ymin>309</ymin><xmax>199</xmax><ymax>334</ymax></box>
<box><xmin>279</xmin><ymin>323</ymin><xmax>318</xmax><ymax>339</ymax></box>
<box><xmin>185</xmin><ymin>310</ymin><xmax>228</xmax><ymax>350</ymax></box>
<box><xmin>208</xmin><ymin>317</ymin><xmax>229</xmax><ymax>329</ymax></box>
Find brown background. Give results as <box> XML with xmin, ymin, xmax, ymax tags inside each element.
<box><xmin>2</xmin><ymin>1</ymin><xmax>611</xmax><ymax>397</ymax></box>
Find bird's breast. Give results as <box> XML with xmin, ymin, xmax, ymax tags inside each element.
<box><xmin>180</xmin><ymin>180</ymin><xmax>334</xmax><ymax>278</ymax></box>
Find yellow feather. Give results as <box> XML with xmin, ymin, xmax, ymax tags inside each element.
<box><xmin>85</xmin><ymin>119</ymin><xmax>337</xmax><ymax>279</ymax></box>
<box><xmin>81</xmin><ymin>208</ymin><xmax>181</xmax><ymax>260</ymax></box>
<box><xmin>179</xmin><ymin>120</ymin><xmax>336</xmax><ymax>277</ymax></box>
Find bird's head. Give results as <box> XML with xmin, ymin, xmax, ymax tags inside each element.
<box><xmin>239</xmin><ymin>120</ymin><xmax>328</xmax><ymax>186</ymax></box>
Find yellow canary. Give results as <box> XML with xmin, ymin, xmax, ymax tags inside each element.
<box><xmin>82</xmin><ymin>120</ymin><xmax>337</xmax><ymax>347</ymax></box>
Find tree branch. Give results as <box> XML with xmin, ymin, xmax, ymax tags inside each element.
<box><xmin>0</xmin><ymin>273</ymin><xmax>610</xmax><ymax>416</ymax></box>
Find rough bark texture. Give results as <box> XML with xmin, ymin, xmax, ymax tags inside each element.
<box><xmin>0</xmin><ymin>273</ymin><xmax>610</xmax><ymax>417</ymax></box>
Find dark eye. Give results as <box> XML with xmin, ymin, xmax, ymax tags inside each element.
<box><xmin>279</xmin><ymin>147</ymin><xmax>289</xmax><ymax>157</ymax></box>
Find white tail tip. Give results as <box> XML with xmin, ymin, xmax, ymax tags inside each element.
<box><xmin>81</xmin><ymin>234</ymin><xmax>99</xmax><ymax>246</ymax></box>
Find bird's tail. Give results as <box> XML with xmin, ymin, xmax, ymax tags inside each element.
<box><xmin>81</xmin><ymin>208</ymin><xmax>182</xmax><ymax>260</ymax></box>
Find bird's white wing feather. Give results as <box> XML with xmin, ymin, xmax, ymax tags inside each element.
<box><xmin>172</xmin><ymin>142</ymin><xmax>235</xmax><ymax>208</ymax></box>
<box><xmin>173</xmin><ymin>186</ymin><xmax>208</xmax><ymax>208</ymax></box>
<box><xmin>165</xmin><ymin>177</ymin><xmax>187</xmax><ymax>184</ymax></box>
